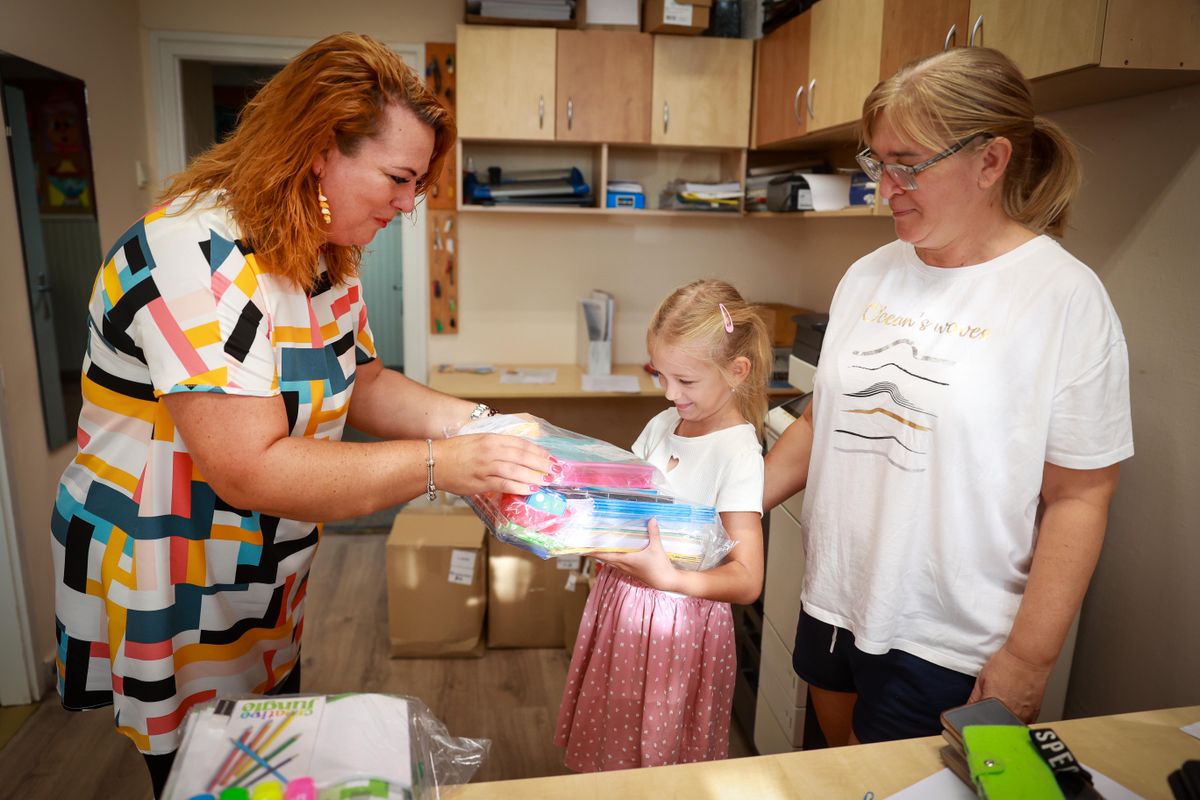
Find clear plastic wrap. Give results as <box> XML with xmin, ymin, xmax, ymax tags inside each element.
<box><xmin>458</xmin><ymin>414</ymin><xmax>736</xmax><ymax>571</ymax></box>
<box><xmin>162</xmin><ymin>692</ymin><xmax>488</xmax><ymax>800</ymax></box>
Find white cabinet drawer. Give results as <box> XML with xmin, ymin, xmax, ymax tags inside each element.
<box><xmin>764</xmin><ymin>501</ymin><xmax>805</xmax><ymax>653</ymax></box>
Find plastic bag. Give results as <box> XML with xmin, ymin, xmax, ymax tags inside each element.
<box><xmin>162</xmin><ymin>692</ymin><xmax>488</xmax><ymax>800</ymax></box>
<box><xmin>458</xmin><ymin>414</ymin><xmax>736</xmax><ymax>571</ymax></box>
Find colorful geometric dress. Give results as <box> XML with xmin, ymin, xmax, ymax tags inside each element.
<box><xmin>50</xmin><ymin>192</ymin><xmax>375</xmax><ymax>754</ymax></box>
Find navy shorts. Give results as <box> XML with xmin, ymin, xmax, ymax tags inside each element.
<box><xmin>792</xmin><ymin>609</ymin><xmax>976</xmax><ymax>743</ymax></box>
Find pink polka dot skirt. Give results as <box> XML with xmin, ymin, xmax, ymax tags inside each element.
<box><xmin>555</xmin><ymin>564</ymin><xmax>736</xmax><ymax>772</ymax></box>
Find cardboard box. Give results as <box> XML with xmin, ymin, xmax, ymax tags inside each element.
<box><xmin>578</xmin><ymin>0</ymin><xmax>642</xmax><ymax>30</ymax></box>
<box><xmin>754</xmin><ymin>303</ymin><xmax>812</xmax><ymax>348</ymax></box>
<box><xmin>386</xmin><ymin>500</ymin><xmax>487</xmax><ymax>658</ymax></box>
<box><xmin>644</xmin><ymin>0</ymin><xmax>712</xmax><ymax>35</ymax></box>
<box><xmin>488</xmin><ymin>541</ymin><xmax>577</xmax><ymax>648</ymax></box>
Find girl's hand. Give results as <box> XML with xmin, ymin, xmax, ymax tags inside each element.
<box><xmin>597</xmin><ymin>519</ymin><xmax>681</xmax><ymax>593</ymax></box>
<box><xmin>433</xmin><ymin>433</ymin><xmax>554</xmax><ymax>496</ymax></box>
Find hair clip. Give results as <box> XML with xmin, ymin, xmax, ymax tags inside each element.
<box><xmin>718</xmin><ymin>303</ymin><xmax>734</xmax><ymax>334</ymax></box>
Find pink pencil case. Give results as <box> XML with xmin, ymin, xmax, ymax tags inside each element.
<box><xmin>550</xmin><ymin>460</ymin><xmax>657</xmax><ymax>490</ymax></box>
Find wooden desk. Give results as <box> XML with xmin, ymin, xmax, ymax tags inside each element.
<box><xmin>429</xmin><ymin>363</ymin><xmax>799</xmax><ymax>446</ymax></box>
<box><xmin>454</xmin><ymin>706</ymin><xmax>1200</xmax><ymax>798</ymax></box>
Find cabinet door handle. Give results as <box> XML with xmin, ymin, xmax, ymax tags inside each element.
<box><xmin>943</xmin><ymin>23</ymin><xmax>958</xmax><ymax>50</ymax></box>
<box><xmin>567</xmin><ymin>98</ymin><xmax>574</xmax><ymax>130</ymax></box>
<box><xmin>792</xmin><ymin>85</ymin><xmax>805</xmax><ymax>125</ymax></box>
<box><xmin>663</xmin><ymin>100</ymin><xmax>670</xmax><ymax>134</ymax></box>
<box><xmin>969</xmin><ymin>15</ymin><xmax>983</xmax><ymax>46</ymax></box>
<box><xmin>539</xmin><ymin>95</ymin><xmax>545</xmax><ymax>129</ymax></box>
<box><xmin>806</xmin><ymin>79</ymin><xmax>816</xmax><ymax>119</ymax></box>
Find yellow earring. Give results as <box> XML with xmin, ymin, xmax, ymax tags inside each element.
<box><xmin>318</xmin><ymin>181</ymin><xmax>332</xmax><ymax>224</ymax></box>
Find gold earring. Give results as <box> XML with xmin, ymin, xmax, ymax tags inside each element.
<box><xmin>318</xmin><ymin>181</ymin><xmax>332</xmax><ymax>224</ymax></box>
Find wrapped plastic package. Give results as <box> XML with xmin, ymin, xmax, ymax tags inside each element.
<box><xmin>162</xmin><ymin>692</ymin><xmax>488</xmax><ymax>800</ymax></box>
<box><xmin>457</xmin><ymin>415</ymin><xmax>736</xmax><ymax>571</ymax></box>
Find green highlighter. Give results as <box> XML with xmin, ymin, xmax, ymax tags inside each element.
<box><xmin>962</xmin><ymin>725</ymin><xmax>1064</xmax><ymax>799</ymax></box>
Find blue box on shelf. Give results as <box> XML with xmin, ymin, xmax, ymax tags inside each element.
<box><xmin>606</xmin><ymin>191</ymin><xmax>646</xmax><ymax>209</ymax></box>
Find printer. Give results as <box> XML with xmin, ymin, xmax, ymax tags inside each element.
<box><xmin>787</xmin><ymin>312</ymin><xmax>828</xmax><ymax>393</ymax></box>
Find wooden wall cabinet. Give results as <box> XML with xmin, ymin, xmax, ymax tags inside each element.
<box><xmin>879</xmin><ymin>0</ymin><xmax>971</xmax><ymax>79</ymax></box>
<box><xmin>966</xmin><ymin>0</ymin><xmax>1108</xmax><ymax>80</ymax></box>
<box><xmin>651</xmin><ymin>35</ymin><xmax>754</xmax><ymax>148</ymax></box>
<box><xmin>806</xmin><ymin>0</ymin><xmax>885</xmax><ymax>135</ymax></box>
<box><xmin>456</xmin><ymin>25</ymin><xmax>557</xmax><ymax>140</ymax></box>
<box><xmin>556</xmin><ymin>30</ymin><xmax>653</xmax><ymax>144</ymax></box>
<box><xmin>753</xmin><ymin>11</ymin><xmax>811</xmax><ymax>148</ymax></box>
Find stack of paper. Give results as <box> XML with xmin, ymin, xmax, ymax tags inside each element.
<box><xmin>661</xmin><ymin>179</ymin><xmax>742</xmax><ymax>211</ymax></box>
<box><xmin>745</xmin><ymin>159</ymin><xmax>824</xmax><ymax>211</ymax></box>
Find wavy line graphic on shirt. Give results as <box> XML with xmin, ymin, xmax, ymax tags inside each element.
<box><xmin>834</xmin><ymin>429</ymin><xmax>926</xmax><ymax>454</ymax></box>
<box><xmin>850</xmin><ymin>361</ymin><xmax>949</xmax><ymax>386</ymax></box>
<box><xmin>843</xmin><ymin>382</ymin><xmax>936</xmax><ymax>418</ymax></box>
<box><xmin>853</xmin><ymin>339</ymin><xmax>955</xmax><ymax>365</ymax></box>
<box><xmin>833</xmin><ymin>446</ymin><xmax>927</xmax><ymax>473</ymax></box>
<box><xmin>844</xmin><ymin>407</ymin><xmax>932</xmax><ymax>431</ymax></box>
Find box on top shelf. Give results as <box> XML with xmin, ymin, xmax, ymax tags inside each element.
<box><xmin>644</xmin><ymin>0</ymin><xmax>712</xmax><ymax>35</ymax></box>
<box><xmin>578</xmin><ymin>0</ymin><xmax>643</xmax><ymax>30</ymax></box>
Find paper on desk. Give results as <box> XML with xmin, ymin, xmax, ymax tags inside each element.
<box><xmin>1183</xmin><ymin>720</ymin><xmax>1200</xmax><ymax>740</ymax></box>
<box><xmin>582</xmin><ymin>374</ymin><xmax>640</xmax><ymax>393</ymax></box>
<box><xmin>803</xmin><ymin>173</ymin><xmax>853</xmax><ymax>212</ymax></box>
<box><xmin>500</xmin><ymin>368</ymin><xmax>557</xmax><ymax>385</ymax></box>
<box><xmin>885</xmin><ymin>765</ymin><xmax>1140</xmax><ymax>800</ymax></box>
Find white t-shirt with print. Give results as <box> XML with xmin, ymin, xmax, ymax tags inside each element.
<box><xmin>634</xmin><ymin>407</ymin><xmax>764</xmax><ymax>514</ymax></box>
<box><xmin>801</xmin><ymin>235</ymin><xmax>1133</xmax><ymax>675</ymax></box>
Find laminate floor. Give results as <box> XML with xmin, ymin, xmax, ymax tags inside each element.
<box><xmin>0</xmin><ymin>530</ymin><xmax>753</xmax><ymax>797</ymax></box>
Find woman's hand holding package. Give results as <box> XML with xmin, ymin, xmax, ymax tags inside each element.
<box><xmin>967</xmin><ymin>643</ymin><xmax>1052</xmax><ymax>723</ymax></box>
<box><xmin>597</xmin><ymin>519</ymin><xmax>681</xmax><ymax>593</ymax></box>
<box><xmin>433</xmin><ymin>433</ymin><xmax>555</xmax><ymax>497</ymax></box>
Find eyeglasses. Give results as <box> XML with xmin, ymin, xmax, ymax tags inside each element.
<box><xmin>856</xmin><ymin>133</ymin><xmax>992</xmax><ymax>191</ymax></box>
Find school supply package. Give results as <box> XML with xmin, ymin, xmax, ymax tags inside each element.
<box><xmin>163</xmin><ymin>692</ymin><xmax>488</xmax><ymax>799</ymax></box>
<box><xmin>455</xmin><ymin>415</ymin><xmax>736</xmax><ymax>571</ymax></box>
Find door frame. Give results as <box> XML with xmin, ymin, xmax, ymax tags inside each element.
<box><xmin>148</xmin><ymin>30</ymin><xmax>429</xmax><ymax>382</ymax></box>
<box><xmin>0</xmin><ymin>390</ymin><xmax>41</xmax><ymax>705</ymax></box>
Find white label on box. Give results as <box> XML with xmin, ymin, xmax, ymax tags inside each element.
<box><xmin>448</xmin><ymin>549</ymin><xmax>477</xmax><ymax>585</ymax></box>
<box><xmin>556</xmin><ymin>555</ymin><xmax>582</xmax><ymax>571</ymax></box>
<box><xmin>565</xmin><ymin>572</ymin><xmax>579</xmax><ymax>592</ymax></box>
<box><xmin>663</xmin><ymin>0</ymin><xmax>694</xmax><ymax>25</ymax></box>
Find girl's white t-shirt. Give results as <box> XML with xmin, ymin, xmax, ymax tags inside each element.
<box><xmin>633</xmin><ymin>407</ymin><xmax>764</xmax><ymax>514</ymax></box>
<box><xmin>802</xmin><ymin>235</ymin><xmax>1133</xmax><ymax>675</ymax></box>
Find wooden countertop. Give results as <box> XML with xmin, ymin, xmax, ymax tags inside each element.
<box><xmin>454</xmin><ymin>705</ymin><xmax>1200</xmax><ymax>798</ymax></box>
<box><xmin>429</xmin><ymin>363</ymin><xmax>801</xmax><ymax>400</ymax></box>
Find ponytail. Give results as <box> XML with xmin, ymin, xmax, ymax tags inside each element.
<box><xmin>1003</xmin><ymin>116</ymin><xmax>1081</xmax><ymax>237</ymax></box>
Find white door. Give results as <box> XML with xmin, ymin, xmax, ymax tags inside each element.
<box><xmin>358</xmin><ymin>219</ymin><xmax>406</xmax><ymax>370</ymax></box>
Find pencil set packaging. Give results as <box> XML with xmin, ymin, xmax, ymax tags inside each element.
<box><xmin>163</xmin><ymin>693</ymin><xmax>488</xmax><ymax>799</ymax></box>
<box><xmin>456</xmin><ymin>415</ymin><xmax>736</xmax><ymax>571</ymax></box>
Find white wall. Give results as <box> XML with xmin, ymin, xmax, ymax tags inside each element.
<box><xmin>1</xmin><ymin>0</ymin><xmax>152</xmax><ymax>685</ymax></box>
<box><xmin>1051</xmin><ymin>83</ymin><xmax>1200</xmax><ymax>716</ymax></box>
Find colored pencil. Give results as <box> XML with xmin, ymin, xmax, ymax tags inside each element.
<box><xmin>231</xmin><ymin>734</ymin><xmax>301</xmax><ymax>788</ymax></box>
<box><xmin>207</xmin><ymin>725</ymin><xmax>251</xmax><ymax>792</ymax></box>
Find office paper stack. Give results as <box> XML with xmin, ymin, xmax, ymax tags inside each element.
<box><xmin>468</xmin><ymin>0</ymin><xmax>575</xmax><ymax>21</ymax></box>
<box><xmin>578</xmin><ymin>289</ymin><xmax>614</xmax><ymax>376</ymax></box>
<box><xmin>661</xmin><ymin>179</ymin><xmax>742</xmax><ymax>211</ymax></box>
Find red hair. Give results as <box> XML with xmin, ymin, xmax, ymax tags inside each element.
<box><xmin>161</xmin><ymin>32</ymin><xmax>455</xmax><ymax>290</ymax></box>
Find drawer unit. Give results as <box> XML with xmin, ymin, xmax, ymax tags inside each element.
<box><xmin>764</xmin><ymin>497</ymin><xmax>805</xmax><ymax>654</ymax></box>
<box><xmin>758</xmin><ymin>615</ymin><xmax>808</xmax><ymax>746</ymax></box>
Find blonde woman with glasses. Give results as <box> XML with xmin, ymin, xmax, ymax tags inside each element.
<box><xmin>763</xmin><ymin>47</ymin><xmax>1132</xmax><ymax>746</ymax></box>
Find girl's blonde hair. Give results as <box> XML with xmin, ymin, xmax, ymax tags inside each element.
<box><xmin>161</xmin><ymin>32</ymin><xmax>455</xmax><ymax>291</ymax></box>
<box><xmin>648</xmin><ymin>280</ymin><xmax>773</xmax><ymax>438</ymax></box>
<box><xmin>862</xmin><ymin>47</ymin><xmax>1080</xmax><ymax>236</ymax></box>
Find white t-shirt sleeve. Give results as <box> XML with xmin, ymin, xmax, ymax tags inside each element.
<box><xmin>715</xmin><ymin>446</ymin><xmax>765</xmax><ymax>516</ymax></box>
<box><xmin>1045</xmin><ymin>279</ymin><xmax>1134</xmax><ymax>469</ymax></box>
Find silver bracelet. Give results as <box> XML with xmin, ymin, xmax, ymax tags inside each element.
<box><xmin>468</xmin><ymin>402</ymin><xmax>492</xmax><ymax>422</ymax></box>
<box><xmin>425</xmin><ymin>438</ymin><xmax>437</xmax><ymax>502</ymax></box>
